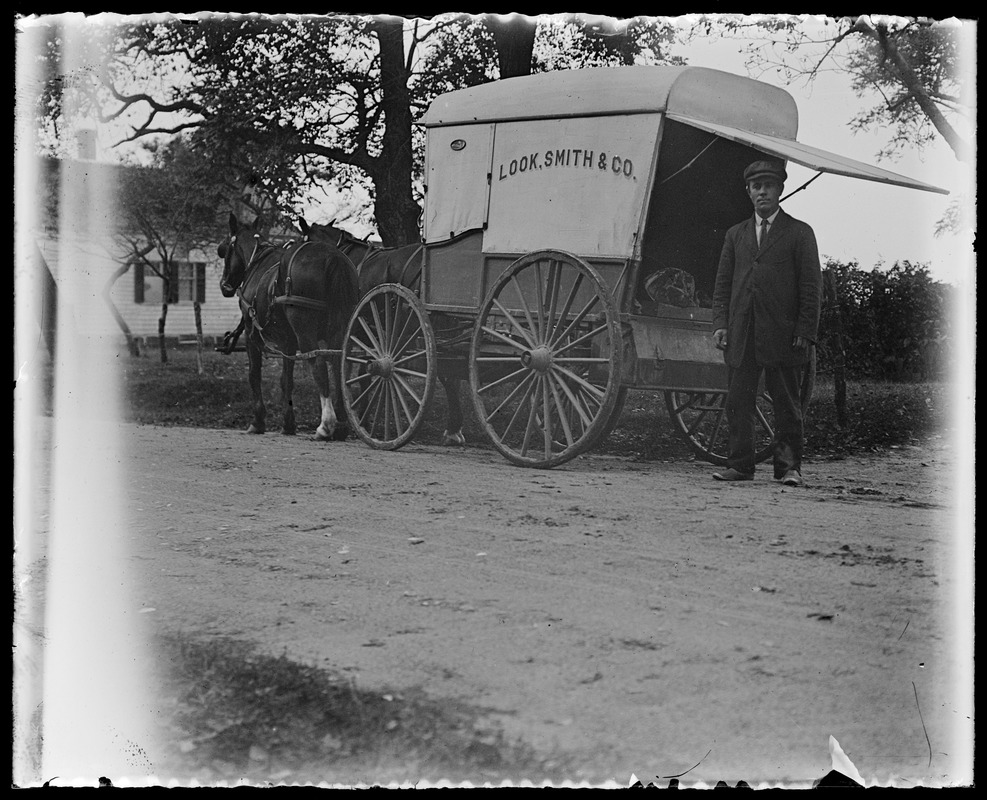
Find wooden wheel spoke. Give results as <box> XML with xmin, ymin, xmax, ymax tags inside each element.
<box><xmin>392</xmin><ymin>366</ymin><xmax>430</xmax><ymax>382</ymax></box>
<box><xmin>479</xmin><ymin>320</ymin><xmax>531</xmax><ymax>352</ymax></box>
<box><xmin>476</xmin><ymin>363</ymin><xmax>529</xmax><ymax>396</ymax></box>
<box><xmin>510</xmin><ymin>276</ymin><xmax>541</xmax><ymax>344</ymax></box>
<box><xmin>492</xmin><ymin>298</ymin><xmax>537</xmax><ymax>348</ymax></box>
<box><xmin>553</xmin><ymin>322</ymin><xmax>611</xmax><ymax>358</ymax></box>
<box><xmin>368</xmin><ymin>300</ymin><xmax>386</xmax><ymax>350</ymax></box>
<box><xmin>388</xmin><ymin>306</ymin><xmax>417</xmax><ymax>355</ymax></box>
<box><xmin>519</xmin><ymin>376</ymin><xmax>543</xmax><ymax>457</ymax></box>
<box><xmin>549</xmin><ymin>363</ymin><xmax>605</xmax><ymax>404</ymax></box>
<box><xmin>545</xmin><ymin>372</ymin><xmax>577</xmax><ymax>447</ymax></box>
<box><xmin>391</xmin><ymin>372</ymin><xmax>425</xmax><ymax>409</ymax></box>
<box><xmin>393</xmin><ymin>347</ymin><xmax>428</xmax><ymax>368</ymax></box>
<box><xmin>383</xmin><ymin>293</ymin><xmax>395</xmax><ymax>350</ymax></box>
<box><xmin>705</xmin><ymin>405</ymin><xmax>726</xmax><ymax>448</ymax></box>
<box><xmin>533</xmin><ymin>261</ymin><xmax>546</xmax><ymax>341</ymax></box>
<box><xmin>359</xmin><ymin>379</ymin><xmax>384</xmax><ymax>427</ymax></box>
<box><xmin>549</xmin><ymin>293</ymin><xmax>601</xmax><ymax>348</ymax></box>
<box><xmin>345</xmin><ymin>373</ymin><xmax>376</xmax><ymax>403</ymax></box>
<box><xmin>485</xmin><ymin>370</ymin><xmax>536</xmax><ymax>424</ymax></box>
<box><xmin>549</xmin><ymin>367</ymin><xmax>595</xmax><ymax>430</ymax></box>
<box><xmin>387</xmin><ymin>381</ymin><xmax>413</xmax><ymax>432</ymax></box>
<box><xmin>498</xmin><ymin>373</ymin><xmax>535</xmax><ymax>439</ymax></box>
<box><xmin>552</xmin><ymin>271</ymin><xmax>584</xmax><ymax>337</ymax></box>
<box><xmin>755</xmin><ymin>403</ymin><xmax>775</xmax><ymax>438</ymax></box>
<box><xmin>542</xmin><ymin>375</ymin><xmax>553</xmax><ymax>455</ymax></box>
<box><xmin>544</xmin><ymin>260</ymin><xmax>563</xmax><ymax>340</ymax></box>
<box><xmin>356</xmin><ymin>316</ymin><xmax>384</xmax><ymax>355</ymax></box>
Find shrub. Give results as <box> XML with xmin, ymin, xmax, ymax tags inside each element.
<box><xmin>819</xmin><ymin>260</ymin><xmax>955</xmax><ymax>382</ymax></box>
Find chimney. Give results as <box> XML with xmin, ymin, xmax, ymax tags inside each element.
<box><xmin>76</xmin><ymin>129</ymin><xmax>97</xmax><ymax>161</ymax></box>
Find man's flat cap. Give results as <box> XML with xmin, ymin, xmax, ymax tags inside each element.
<box><xmin>744</xmin><ymin>159</ymin><xmax>787</xmax><ymax>184</ymax></box>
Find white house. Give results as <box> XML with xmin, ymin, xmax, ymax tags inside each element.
<box><xmin>33</xmin><ymin>155</ymin><xmax>244</xmax><ymax>346</ymax></box>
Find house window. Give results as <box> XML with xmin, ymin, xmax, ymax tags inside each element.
<box><xmin>135</xmin><ymin>261</ymin><xmax>207</xmax><ymax>304</ymax></box>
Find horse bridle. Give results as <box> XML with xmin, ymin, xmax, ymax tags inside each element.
<box><xmin>221</xmin><ymin>231</ymin><xmax>266</xmax><ymax>294</ymax></box>
<box><xmin>332</xmin><ymin>230</ymin><xmax>373</xmax><ymax>274</ymax></box>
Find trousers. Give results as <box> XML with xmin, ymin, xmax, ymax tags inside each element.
<box><xmin>725</xmin><ymin>325</ymin><xmax>805</xmax><ymax>476</ymax></box>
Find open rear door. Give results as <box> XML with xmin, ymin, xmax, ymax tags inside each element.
<box><xmin>666</xmin><ymin>113</ymin><xmax>949</xmax><ymax>195</ymax></box>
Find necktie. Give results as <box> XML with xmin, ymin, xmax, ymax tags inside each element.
<box><xmin>759</xmin><ymin>217</ymin><xmax>769</xmax><ymax>247</ymax></box>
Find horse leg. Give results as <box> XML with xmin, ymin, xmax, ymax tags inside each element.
<box><xmin>305</xmin><ymin>353</ymin><xmax>340</xmax><ymax>441</ymax></box>
<box><xmin>440</xmin><ymin>375</ymin><xmax>466</xmax><ymax>445</ymax></box>
<box><xmin>329</xmin><ymin>351</ymin><xmax>350</xmax><ymax>441</ymax></box>
<box><xmin>280</xmin><ymin>357</ymin><xmax>297</xmax><ymax>435</ymax></box>
<box><xmin>246</xmin><ymin>339</ymin><xmax>266</xmax><ymax>434</ymax></box>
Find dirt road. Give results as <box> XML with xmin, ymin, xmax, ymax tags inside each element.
<box><xmin>27</xmin><ymin>420</ymin><xmax>971</xmax><ymax>787</ymax></box>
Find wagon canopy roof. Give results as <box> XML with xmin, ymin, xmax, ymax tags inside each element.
<box><xmin>419</xmin><ymin>66</ymin><xmax>797</xmax><ymax>137</ymax></box>
<box><xmin>420</xmin><ymin>66</ymin><xmax>948</xmax><ymax>195</ymax></box>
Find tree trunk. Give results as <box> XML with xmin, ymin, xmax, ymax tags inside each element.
<box><xmin>158</xmin><ymin>302</ymin><xmax>169</xmax><ymax>364</ymax></box>
<box><xmin>858</xmin><ymin>18</ymin><xmax>970</xmax><ymax>162</ymax></box>
<box><xmin>370</xmin><ymin>17</ymin><xmax>422</xmax><ymax>246</ymax></box>
<box><xmin>824</xmin><ymin>269</ymin><xmax>848</xmax><ymax>428</ymax></box>
<box><xmin>102</xmin><ymin>262</ymin><xmax>141</xmax><ymax>357</ymax></box>
<box><xmin>483</xmin><ymin>14</ymin><xmax>537</xmax><ymax>78</ymax></box>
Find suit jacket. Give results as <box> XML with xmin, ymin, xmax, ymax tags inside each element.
<box><xmin>712</xmin><ymin>208</ymin><xmax>822</xmax><ymax>368</ymax></box>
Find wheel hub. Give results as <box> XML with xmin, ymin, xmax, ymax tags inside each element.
<box><xmin>521</xmin><ymin>346</ymin><xmax>553</xmax><ymax>373</ymax></box>
<box><xmin>368</xmin><ymin>356</ymin><xmax>394</xmax><ymax>378</ymax></box>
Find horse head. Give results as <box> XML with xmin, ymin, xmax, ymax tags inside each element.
<box><xmin>299</xmin><ymin>219</ymin><xmax>365</xmax><ymax>254</ymax></box>
<box><xmin>218</xmin><ymin>213</ymin><xmax>264</xmax><ymax>297</ymax></box>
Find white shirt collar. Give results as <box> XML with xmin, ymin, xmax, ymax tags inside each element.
<box><xmin>756</xmin><ymin>209</ymin><xmax>780</xmax><ymax>226</ymax></box>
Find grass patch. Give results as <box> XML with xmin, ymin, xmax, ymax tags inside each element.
<box><xmin>117</xmin><ymin>348</ymin><xmax>952</xmax><ymax>459</ymax></box>
<box><xmin>156</xmin><ymin>633</ymin><xmax>572</xmax><ymax>785</ymax></box>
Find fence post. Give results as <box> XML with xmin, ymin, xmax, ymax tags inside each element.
<box><xmin>193</xmin><ymin>301</ymin><xmax>204</xmax><ymax>375</ymax></box>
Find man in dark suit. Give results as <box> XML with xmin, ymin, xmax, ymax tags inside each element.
<box><xmin>711</xmin><ymin>159</ymin><xmax>822</xmax><ymax>486</ymax></box>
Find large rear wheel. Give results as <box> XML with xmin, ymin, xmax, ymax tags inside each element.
<box><xmin>468</xmin><ymin>251</ymin><xmax>623</xmax><ymax>468</ymax></box>
<box><xmin>342</xmin><ymin>284</ymin><xmax>437</xmax><ymax>450</ymax></box>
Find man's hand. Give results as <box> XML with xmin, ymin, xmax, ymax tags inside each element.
<box><xmin>792</xmin><ymin>335</ymin><xmax>810</xmax><ymax>352</ymax></box>
<box><xmin>713</xmin><ymin>329</ymin><xmax>728</xmax><ymax>350</ymax></box>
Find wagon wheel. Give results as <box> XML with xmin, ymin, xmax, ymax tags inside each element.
<box><xmin>469</xmin><ymin>250</ymin><xmax>623</xmax><ymax>468</ymax></box>
<box><xmin>600</xmin><ymin>386</ymin><xmax>629</xmax><ymax>443</ymax></box>
<box><xmin>342</xmin><ymin>284</ymin><xmax>437</xmax><ymax>450</ymax></box>
<box><xmin>664</xmin><ymin>347</ymin><xmax>817</xmax><ymax>466</ymax></box>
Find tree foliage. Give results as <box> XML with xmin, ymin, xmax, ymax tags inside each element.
<box><xmin>116</xmin><ymin>135</ymin><xmax>233</xmax><ymax>270</ymax></box>
<box><xmin>30</xmin><ymin>13</ymin><xmax>687</xmax><ymax>246</ymax></box>
<box><xmin>690</xmin><ymin>15</ymin><xmax>973</xmax><ymax>163</ymax></box>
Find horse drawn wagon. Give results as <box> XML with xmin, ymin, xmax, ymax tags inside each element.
<box><xmin>335</xmin><ymin>66</ymin><xmax>946</xmax><ymax>468</ymax></box>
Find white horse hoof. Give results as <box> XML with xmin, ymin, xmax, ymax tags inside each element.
<box><xmin>442</xmin><ymin>430</ymin><xmax>466</xmax><ymax>446</ymax></box>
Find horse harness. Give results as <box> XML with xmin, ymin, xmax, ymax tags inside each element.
<box><xmin>335</xmin><ymin>234</ymin><xmax>424</xmax><ymax>291</ymax></box>
<box><xmin>233</xmin><ymin>235</ymin><xmax>334</xmax><ymax>360</ymax></box>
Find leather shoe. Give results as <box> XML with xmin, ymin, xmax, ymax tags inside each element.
<box><xmin>781</xmin><ymin>470</ymin><xmax>804</xmax><ymax>487</ymax></box>
<box><xmin>712</xmin><ymin>468</ymin><xmax>754</xmax><ymax>482</ymax></box>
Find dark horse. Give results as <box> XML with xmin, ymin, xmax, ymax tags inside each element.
<box><xmin>299</xmin><ymin>220</ymin><xmax>467</xmax><ymax>445</ymax></box>
<box><xmin>218</xmin><ymin>213</ymin><xmax>360</xmax><ymax>440</ymax></box>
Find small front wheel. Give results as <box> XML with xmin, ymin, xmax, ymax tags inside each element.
<box><xmin>342</xmin><ymin>284</ymin><xmax>437</xmax><ymax>450</ymax></box>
